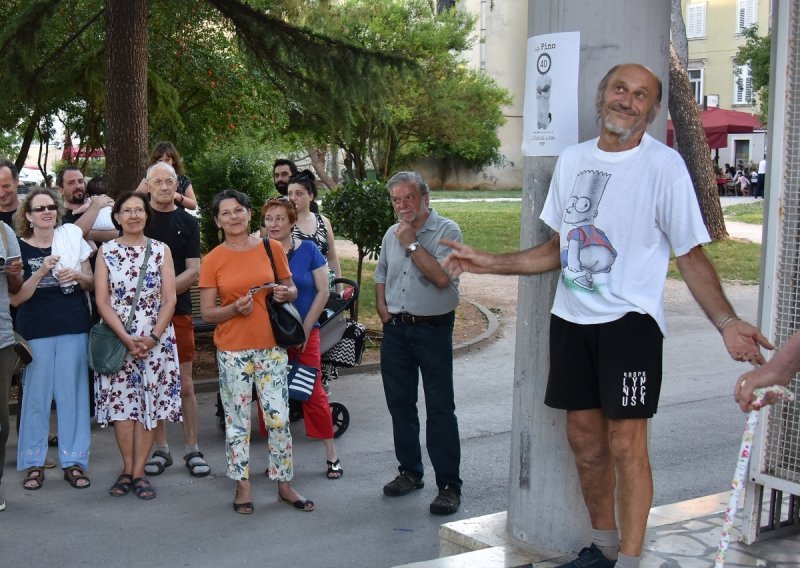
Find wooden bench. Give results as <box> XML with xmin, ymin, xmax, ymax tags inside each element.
<box><xmin>190</xmin><ymin>286</ymin><xmax>215</xmax><ymax>333</ymax></box>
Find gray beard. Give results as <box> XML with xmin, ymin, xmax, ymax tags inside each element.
<box><xmin>602</xmin><ymin>116</ymin><xmax>635</xmax><ymax>143</ymax></box>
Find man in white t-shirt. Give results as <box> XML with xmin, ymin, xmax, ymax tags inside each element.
<box><xmin>442</xmin><ymin>64</ymin><xmax>773</xmax><ymax>568</ymax></box>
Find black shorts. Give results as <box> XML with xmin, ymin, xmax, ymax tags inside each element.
<box><xmin>545</xmin><ymin>312</ymin><xmax>663</xmax><ymax>419</ymax></box>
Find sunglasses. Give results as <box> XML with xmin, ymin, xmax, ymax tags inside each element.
<box><xmin>247</xmin><ymin>282</ymin><xmax>276</xmax><ymax>295</ymax></box>
<box><xmin>31</xmin><ymin>205</ymin><xmax>58</xmax><ymax>213</ymax></box>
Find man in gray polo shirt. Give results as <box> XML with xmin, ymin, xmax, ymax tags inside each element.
<box><xmin>374</xmin><ymin>171</ymin><xmax>463</xmax><ymax>515</ymax></box>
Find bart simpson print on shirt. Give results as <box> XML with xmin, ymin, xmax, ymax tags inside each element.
<box><xmin>560</xmin><ymin>170</ymin><xmax>617</xmax><ymax>291</ymax></box>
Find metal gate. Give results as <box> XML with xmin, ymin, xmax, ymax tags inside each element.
<box><xmin>742</xmin><ymin>0</ymin><xmax>800</xmax><ymax>544</ymax></box>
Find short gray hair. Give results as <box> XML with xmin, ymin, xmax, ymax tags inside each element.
<box><xmin>146</xmin><ymin>161</ymin><xmax>177</xmax><ymax>180</ymax></box>
<box><xmin>387</xmin><ymin>171</ymin><xmax>429</xmax><ymax>195</ymax></box>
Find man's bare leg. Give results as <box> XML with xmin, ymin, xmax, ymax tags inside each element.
<box><xmin>567</xmin><ymin>409</ymin><xmax>617</xmax><ymax>532</ymax></box>
<box><xmin>180</xmin><ymin>360</ymin><xmax>198</xmax><ymax>448</ymax></box>
<box><xmin>608</xmin><ymin>417</ymin><xmax>651</xmax><ymax>558</ymax></box>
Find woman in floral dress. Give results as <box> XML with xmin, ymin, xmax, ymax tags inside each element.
<box><xmin>94</xmin><ymin>191</ymin><xmax>180</xmax><ymax>500</ymax></box>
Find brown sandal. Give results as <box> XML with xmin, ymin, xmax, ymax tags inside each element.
<box><xmin>23</xmin><ymin>467</ymin><xmax>45</xmax><ymax>490</ymax></box>
<box><xmin>63</xmin><ymin>466</ymin><xmax>91</xmax><ymax>489</ymax></box>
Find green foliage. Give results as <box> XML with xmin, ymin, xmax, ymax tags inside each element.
<box><xmin>1</xmin><ymin>0</ymin><xmax>405</xmax><ymax>178</ymax></box>
<box><xmin>294</xmin><ymin>0</ymin><xmax>510</xmax><ymax>179</ymax></box>
<box><xmin>190</xmin><ymin>145</ymin><xmax>275</xmax><ymax>251</ymax></box>
<box><xmin>321</xmin><ymin>178</ymin><xmax>395</xmax><ymax>285</ymax></box>
<box><xmin>145</xmin><ymin>0</ymin><xmax>288</xmax><ymax>160</ymax></box>
<box><xmin>734</xmin><ymin>25</ymin><xmax>770</xmax><ymax>122</ymax></box>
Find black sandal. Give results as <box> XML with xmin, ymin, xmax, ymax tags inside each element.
<box><xmin>131</xmin><ymin>477</ymin><xmax>156</xmax><ymax>500</ymax></box>
<box><xmin>184</xmin><ymin>451</ymin><xmax>210</xmax><ymax>477</ymax></box>
<box><xmin>326</xmin><ymin>459</ymin><xmax>344</xmax><ymax>480</ymax></box>
<box><xmin>109</xmin><ymin>474</ymin><xmax>133</xmax><ymax>497</ymax></box>
<box><xmin>144</xmin><ymin>450</ymin><xmax>172</xmax><ymax>476</ymax></box>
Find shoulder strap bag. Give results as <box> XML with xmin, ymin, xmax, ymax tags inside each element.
<box><xmin>262</xmin><ymin>237</ymin><xmax>305</xmax><ymax>348</ymax></box>
<box><xmin>89</xmin><ymin>239</ymin><xmax>152</xmax><ymax>374</ymax></box>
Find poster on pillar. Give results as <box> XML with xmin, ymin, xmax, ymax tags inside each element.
<box><xmin>522</xmin><ymin>31</ymin><xmax>580</xmax><ymax>157</ymax></box>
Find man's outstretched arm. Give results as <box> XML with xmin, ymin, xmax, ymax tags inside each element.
<box><xmin>441</xmin><ymin>233</ymin><xmax>561</xmax><ymax>278</ymax></box>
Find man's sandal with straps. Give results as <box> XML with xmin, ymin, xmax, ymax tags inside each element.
<box><xmin>144</xmin><ymin>450</ymin><xmax>172</xmax><ymax>476</ymax></box>
<box><xmin>184</xmin><ymin>451</ymin><xmax>210</xmax><ymax>477</ymax></box>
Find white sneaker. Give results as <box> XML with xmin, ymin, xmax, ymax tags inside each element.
<box><xmin>0</xmin><ymin>493</ymin><xmax>6</xmax><ymax>511</ymax></box>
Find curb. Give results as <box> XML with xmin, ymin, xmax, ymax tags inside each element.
<box><xmin>193</xmin><ymin>297</ymin><xmax>501</xmax><ymax>393</ymax></box>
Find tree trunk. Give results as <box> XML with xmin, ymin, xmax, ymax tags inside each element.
<box><xmin>105</xmin><ymin>0</ymin><xmax>148</xmax><ymax>197</ymax></box>
<box><xmin>307</xmin><ymin>146</ymin><xmax>337</xmax><ymax>189</ymax></box>
<box><xmin>354</xmin><ymin>251</ymin><xmax>365</xmax><ymax>321</ymax></box>
<box><xmin>671</xmin><ymin>0</ymin><xmax>688</xmax><ymax>69</ymax></box>
<box><xmin>668</xmin><ymin>45</ymin><xmax>727</xmax><ymax>241</ymax></box>
<box><xmin>15</xmin><ymin>115</ymin><xmax>38</xmax><ymax>171</ymax></box>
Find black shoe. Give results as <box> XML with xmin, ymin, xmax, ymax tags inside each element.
<box><xmin>383</xmin><ymin>471</ymin><xmax>424</xmax><ymax>497</ymax></box>
<box><xmin>429</xmin><ymin>485</ymin><xmax>460</xmax><ymax>515</ymax></box>
<box><xmin>556</xmin><ymin>544</ymin><xmax>616</xmax><ymax>568</ymax></box>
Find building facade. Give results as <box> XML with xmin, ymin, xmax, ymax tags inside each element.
<box><xmin>416</xmin><ymin>0</ymin><xmax>527</xmax><ymax>190</ymax></box>
<box><xmin>683</xmin><ymin>0</ymin><xmax>771</xmax><ymax>165</ymax></box>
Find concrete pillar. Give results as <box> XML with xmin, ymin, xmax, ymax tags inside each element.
<box><xmin>507</xmin><ymin>0</ymin><xmax>671</xmax><ymax>553</ymax></box>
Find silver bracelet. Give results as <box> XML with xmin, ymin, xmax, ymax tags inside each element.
<box><xmin>716</xmin><ymin>314</ymin><xmax>739</xmax><ymax>331</ymax></box>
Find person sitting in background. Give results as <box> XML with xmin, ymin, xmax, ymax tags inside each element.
<box><xmin>732</xmin><ymin>166</ymin><xmax>751</xmax><ymax>196</ymax></box>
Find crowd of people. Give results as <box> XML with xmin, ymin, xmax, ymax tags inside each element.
<box><xmin>0</xmin><ymin>62</ymin><xmax>794</xmax><ymax>567</ymax></box>
<box><xmin>0</xmin><ymin>145</ymin><xmax>365</xmax><ymax>515</ymax></box>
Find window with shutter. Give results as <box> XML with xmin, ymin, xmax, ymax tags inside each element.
<box><xmin>736</xmin><ymin>0</ymin><xmax>758</xmax><ymax>33</ymax></box>
<box><xmin>734</xmin><ymin>64</ymin><xmax>753</xmax><ymax>104</ymax></box>
<box><xmin>687</xmin><ymin>3</ymin><xmax>707</xmax><ymax>38</ymax></box>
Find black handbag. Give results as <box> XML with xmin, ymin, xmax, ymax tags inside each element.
<box><xmin>262</xmin><ymin>238</ymin><xmax>306</xmax><ymax>348</ymax></box>
<box><xmin>89</xmin><ymin>240</ymin><xmax>152</xmax><ymax>374</ymax></box>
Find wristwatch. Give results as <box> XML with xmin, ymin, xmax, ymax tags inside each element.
<box><xmin>406</xmin><ymin>242</ymin><xmax>421</xmax><ymax>256</ymax></box>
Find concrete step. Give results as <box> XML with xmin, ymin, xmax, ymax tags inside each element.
<box><xmin>393</xmin><ymin>493</ymin><xmax>735</xmax><ymax>568</ymax></box>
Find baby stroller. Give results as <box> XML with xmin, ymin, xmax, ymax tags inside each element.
<box><xmin>289</xmin><ymin>278</ymin><xmax>366</xmax><ymax>438</ymax></box>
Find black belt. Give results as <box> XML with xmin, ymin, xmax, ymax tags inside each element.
<box><xmin>389</xmin><ymin>312</ymin><xmax>454</xmax><ymax>326</ymax></box>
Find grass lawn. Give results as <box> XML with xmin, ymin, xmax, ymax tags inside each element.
<box><xmin>668</xmin><ymin>239</ymin><xmax>762</xmax><ymax>284</ymax></box>
<box><xmin>723</xmin><ymin>201</ymin><xmax>764</xmax><ymax>224</ymax></box>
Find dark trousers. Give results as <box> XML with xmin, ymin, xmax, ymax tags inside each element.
<box><xmin>380</xmin><ymin>312</ymin><xmax>462</xmax><ymax>491</ymax></box>
<box><xmin>0</xmin><ymin>344</ymin><xmax>15</xmax><ymax>484</ymax></box>
<box><xmin>756</xmin><ymin>173</ymin><xmax>766</xmax><ymax>198</ymax></box>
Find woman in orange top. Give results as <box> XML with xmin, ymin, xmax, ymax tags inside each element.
<box><xmin>199</xmin><ymin>189</ymin><xmax>314</xmax><ymax>515</ymax></box>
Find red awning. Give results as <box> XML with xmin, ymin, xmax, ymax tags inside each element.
<box><xmin>667</xmin><ymin>107</ymin><xmax>764</xmax><ymax>149</ymax></box>
<box><xmin>61</xmin><ymin>145</ymin><xmax>105</xmax><ymax>160</ymax></box>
